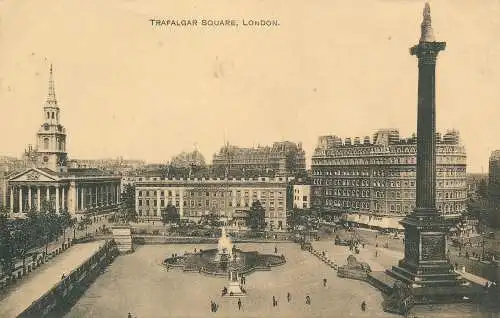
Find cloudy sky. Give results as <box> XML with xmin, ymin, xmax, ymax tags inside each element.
<box><xmin>0</xmin><ymin>0</ymin><xmax>499</xmax><ymax>172</ymax></box>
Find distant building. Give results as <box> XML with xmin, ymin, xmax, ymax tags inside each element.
<box><xmin>466</xmin><ymin>173</ymin><xmax>487</xmax><ymax>201</ymax></box>
<box><xmin>6</xmin><ymin>66</ymin><xmax>121</xmax><ymax>219</ymax></box>
<box><xmin>488</xmin><ymin>151</ymin><xmax>500</xmax><ymax>226</ymax></box>
<box><xmin>292</xmin><ymin>184</ymin><xmax>311</xmax><ymax>209</ymax></box>
<box><xmin>311</xmin><ymin>129</ymin><xmax>467</xmax><ymax>229</ymax></box>
<box><xmin>68</xmin><ymin>158</ymin><xmax>145</xmax><ymax>173</ymax></box>
<box><xmin>135</xmin><ymin>176</ymin><xmax>288</xmax><ymax>231</ymax></box>
<box><xmin>212</xmin><ymin>141</ymin><xmax>306</xmax><ymax>177</ymax></box>
<box><xmin>170</xmin><ymin>149</ymin><xmax>206</xmax><ymax>168</ymax></box>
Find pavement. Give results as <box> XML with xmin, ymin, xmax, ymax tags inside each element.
<box><xmin>65</xmin><ymin>243</ymin><xmax>399</xmax><ymax>318</ymax></box>
<box><xmin>0</xmin><ymin>241</ymin><xmax>104</xmax><ymax>318</ymax></box>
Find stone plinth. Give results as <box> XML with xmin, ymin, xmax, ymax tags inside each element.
<box><xmin>112</xmin><ymin>226</ymin><xmax>133</xmax><ymax>253</ymax></box>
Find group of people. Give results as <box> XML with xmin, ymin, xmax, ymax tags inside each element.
<box><xmin>271</xmin><ymin>293</ymin><xmax>311</xmax><ymax>307</ymax></box>
<box><xmin>210</xmin><ymin>301</ymin><xmax>219</xmax><ymax>312</ymax></box>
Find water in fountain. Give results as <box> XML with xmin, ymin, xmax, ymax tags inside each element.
<box><xmin>215</xmin><ymin>226</ymin><xmax>233</xmax><ymax>262</ymax></box>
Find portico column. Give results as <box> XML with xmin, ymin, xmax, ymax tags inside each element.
<box><xmin>55</xmin><ymin>186</ymin><xmax>60</xmax><ymax>213</ymax></box>
<box><xmin>46</xmin><ymin>187</ymin><xmax>50</xmax><ymax>201</ymax></box>
<box><xmin>95</xmin><ymin>185</ymin><xmax>98</xmax><ymax>207</ymax></box>
<box><xmin>10</xmin><ymin>187</ymin><xmax>14</xmax><ymax>213</ymax></box>
<box><xmin>78</xmin><ymin>187</ymin><xmax>85</xmax><ymax>210</ymax></box>
<box><xmin>116</xmin><ymin>184</ymin><xmax>120</xmax><ymax>205</ymax></box>
<box><xmin>62</xmin><ymin>187</ymin><xmax>65</xmax><ymax>210</ymax></box>
<box><xmin>19</xmin><ymin>187</ymin><xmax>23</xmax><ymax>213</ymax></box>
<box><xmin>37</xmin><ymin>187</ymin><xmax>41</xmax><ymax>211</ymax></box>
<box><xmin>28</xmin><ymin>187</ymin><xmax>32</xmax><ymax>210</ymax></box>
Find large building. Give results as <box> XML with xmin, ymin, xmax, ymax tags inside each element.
<box><xmin>135</xmin><ymin>176</ymin><xmax>288</xmax><ymax>231</ymax></box>
<box><xmin>311</xmin><ymin>128</ymin><xmax>467</xmax><ymax>229</ymax></box>
<box><xmin>488</xmin><ymin>150</ymin><xmax>500</xmax><ymax>226</ymax></box>
<box><xmin>6</xmin><ymin>66</ymin><xmax>121</xmax><ymax>219</ymax></box>
<box><xmin>212</xmin><ymin>141</ymin><xmax>306</xmax><ymax>177</ymax></box>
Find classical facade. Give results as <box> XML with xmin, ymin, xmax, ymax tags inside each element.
<box><xmin>7</xmin><ymin>66</ymin><xmax>121</xmax><ymax>218</ymax></box>
<box><xmin>135</xmin><ymin>176</ymin><xmax>288</xmax><ymax>231</ymax></box>
<box><xmin>212</xmin><ymin>141</ymin><xmax>306</xmax><ymax>177</ymax></box>
<box><xmin>311</xmin><ymin>129</ymin><xmax>467</xmax><ymax>229</ymax></box>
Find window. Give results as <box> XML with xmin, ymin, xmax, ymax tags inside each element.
<box><xmin>43</xmin><ymin>138</ymin><xmax>49</xmax><ymax>150</ymax></box>
<box><xmin>303</xmin><ymin>196</ymin><xmax>308</xmax><ymax>201</ymax></box>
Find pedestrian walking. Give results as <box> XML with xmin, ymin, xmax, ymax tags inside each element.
<box><xmin>238</xmin><ymin>298</ymin><xmax>242</xmax><ymax>310</ymax></box>
<box><xmin>361</xmin><ymin>301</ymin><xmax>366</xmax><ymax>311</ymax></box>
<box><xmin>287</xmin><ymin>292</ymin><xmax>291</xmax><ymax>303</ymax></box>
<box><xmin>306</xmin><ymin>295</ymin><xmax>311</xmax><ymax>305</ymax></box>
<box><xmin>273</xmin><ymin>296</ymin><xmax>276</xmax><ymax>307</ymax></box>
<box><xmin>128</xmin><ymin>313</ymin><xmax>132</xmax><ymax>318</ymax></box>
<box><xmin>323</xmin><ymin>278</ymin><xmax>327</xmax><ymax>287</ymax></box>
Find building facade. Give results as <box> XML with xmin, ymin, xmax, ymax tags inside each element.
<box><xmin>311</xmin><ymin>129</ymin><xmax>467</xmax><ymax>229</ymax></box>
<box><xmin>488</xmin><ymin>150</ymin><xmax>500</xmax><ymax>226</ymax></box>
<box><xmin>6</xmin><ymin>66</ymin><xmax>121</xmax><ymax>219</ymax></box>
<box><xmin>292</xmin><ymin>184</ymin><xmax>311</xmax><ymax>209</ymax></box>
<box><xmin>212</xmin><ymin>141</ymin><xmax>306</xmax><ymax>177</ymax></box>
<box><xmin>135</xmin><ymin>177</ymin><xmax>288</xmax><ymax>231</ymax></box>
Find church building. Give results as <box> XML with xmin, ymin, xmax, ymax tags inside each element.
<box><xmin>7</xmin><ymin>66</ymin><xmax>121</xmax><ymax>219</ymax></box>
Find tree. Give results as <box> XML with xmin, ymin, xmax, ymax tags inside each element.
<box><xmin>39</xmin><ymin>201</ymin><xmax>60</xmax><ymax>257</ymax></box>
<box><xmin>120</xmin><ymin>184</ymin><xmax>137</xmax><ymax>223</ymax></box>
<box><xmin>247</xmin><ymin>200</ymin><xmax>266</xmax><ymax>231</ymax></box>
<box><xmin>0</xmin><ymin>208</ymin><xmax>15</xmax><ymax>279</ymax></box>
<box><xmin>199</xmin><ymin>211</ymin><xmax>220</xmax><ymax>228</ymax></box>
<box><xmin>161</xmin><ymin>203</ymin><xmax>180</xmax><ymax>225</ymax></box>
<box><xmin>59</xmin><ymin>208</ymin><xmax>72</xmax><ymax>243</ymax></box>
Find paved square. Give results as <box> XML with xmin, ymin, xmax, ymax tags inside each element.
<box><xmin>65</xmin><ymin>242</ymin><xmax>398</xmax><ymax>318</ymax></box>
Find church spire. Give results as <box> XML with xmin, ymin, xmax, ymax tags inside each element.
<box><xmin>420</xmin><ymin>3</ymin><xmax>435</xmax><ymax>43</ymax></box>
<box><xmin>46</xmin><ymin>64</ymin><xmax>57</xmax><ymax>105</ymax></box>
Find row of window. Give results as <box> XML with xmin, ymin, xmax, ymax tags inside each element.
<box><xmin>293</xmin><ymin>195</ymin><xmax>309</xmax><ymax>201</ymax></box>
<box><xmin>319</xmin><ymin>199</ymin><xmax>465</xmax><ymax>213</ymax></box>
<box><xmin>137</xmin><ymin>198</ymin><xmax>285</xmax><ymax>209</ymax></box>
<box><xmin>137</xmin><ymin>189</ymin><xmax>284</xmax><ymax>198</ymax></box>
<box><xmin>319</xmin><ymin>189</ymin><xmax>466</xmax><ymax>200</ymax></box>
<box><xmin>312</xmin><ymin>168</ymin><xmax>466</xmax><ymax>177</ymax></box>
<box><xmin>312</xmin><ymin>155</ymin><xmax>465</xmax><ymax>166</ymax></box>
<box><xmin>137</xmin><ymin>209</ymin><xmax>287</xmax><ymax>219</ymax></box>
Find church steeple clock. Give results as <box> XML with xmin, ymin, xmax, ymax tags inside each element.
<box><xmin>36</xmin><ymin>65</ymin><xmax>68</xmax><ymax>173</ymax></box>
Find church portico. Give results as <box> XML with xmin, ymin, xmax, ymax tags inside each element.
<box><xmin>8</xmin><ymin>181</ymin><xmax>69</xmax><ymax>214</ymax></box>
<box><xmin>7</xmin><ymin>65</ymin><xmax>121</xmax><ymax>219</ymax></box>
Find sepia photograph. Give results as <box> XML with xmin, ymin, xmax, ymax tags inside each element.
<box><xmin>0</xmin><ymin>0</ymin><xmax>499</xmax><ymax>317</ymax></box>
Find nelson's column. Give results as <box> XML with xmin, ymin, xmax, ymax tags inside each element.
<box><xmin>385</xmin><ymin>3</ymin><xmax>474</xmax><ymax>303</ymax></box>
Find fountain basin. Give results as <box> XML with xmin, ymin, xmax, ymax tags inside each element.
<box><xmin>163</xmin><ymin>248</ymin><xmax>286</xmax><ymax>277</ymax></box>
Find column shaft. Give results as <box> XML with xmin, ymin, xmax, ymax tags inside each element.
<box><xmin>19</xmin><ymin>187</ymin><xmax>23</xmax><ymax>213</ymax></box>
<box><xmin>55</xmin><ymin>186</ymin><xmax>60</xmax><ymax>213</ymax></box>
<box><xmin>28</xmin><ymin>187</ymin><xmax>32</xmax><ymax>210</ymax></box>
<box><xmin>62</xmin><ymin>187</ymin><xmax>65</xmax><ymax>210</ymax></box>
<box><xmin>37</xmin><ymin>187</ymin><xmax>41</xmax><ymax>211</ymax></box>
<box><xmin>10</xmin><ymin>187</ymin><xmax>14</xmax><ymax>213</ymax></box>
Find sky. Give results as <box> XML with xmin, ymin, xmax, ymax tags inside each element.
<box><xmin>0</xmin><ymin>0</ymin><xmax>499</xmax><ymax>173</ymax></box>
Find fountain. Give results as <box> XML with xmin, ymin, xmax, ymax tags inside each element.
<box><xmin>163</xmin><ymin>227</ymin><xmax>286</xmax><ymax>277</ymax></box>
<box><xmin>214</xmin><ymin>227</ymin><xmax>234</xmax><ymax>262</ymax></box>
